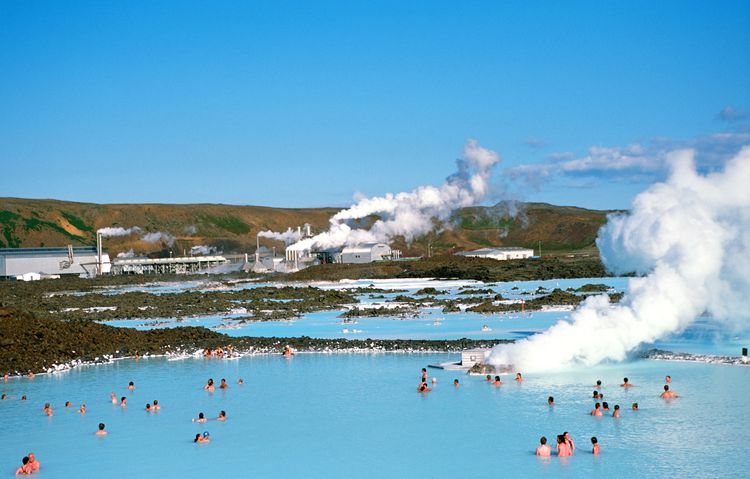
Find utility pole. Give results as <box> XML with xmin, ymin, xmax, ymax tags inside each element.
<box><xmin>538</xmin><ymin>240</ymin><xmax>542</xmax><ymax>258</ymax></box>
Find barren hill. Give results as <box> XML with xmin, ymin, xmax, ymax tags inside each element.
<box><xmin>0</xmin><ymin>197</ymin><xmax>616</xmax><ymax>258</ymax></box>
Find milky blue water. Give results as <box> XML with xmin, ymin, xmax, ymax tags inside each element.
<box><xmin>97</xmin><ymin>277</ymin><xmax>748</xmax><ymax>356</ymax></box>
<box><xmin>2</xmin><ymin>354</ymin><xmax>748</xmax><ymax>478</ymax></box>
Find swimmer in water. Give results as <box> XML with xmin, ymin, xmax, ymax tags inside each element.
<box><xmin>486</xmin><ymin>374</ymin><xmax>492</xmax><ymax>382</ymax></box>
<box><xmin>120</xmin><ymin>397</ymin><xmax>127</xmax><ymax>407</ymax></box>
<box><xmin>548</xmin><ymin>396</ymin><xmax>554</xmax><ymax>406</ymax></box>
<box><xmin>593</xmin><ymin>390</ymin><xmax>599</xmax><ymax>399</ymax></box>
<box><xmin>283</xmin><ymin>345</ymin><xmax>294</xmax><ymax>357</ymax></box>
<box><xmin>204</xmin><ymin>379</ymin><xmax>215</xmax><ymax>392</ymax></box>
<box><xmin>27</xmin><ymin>371</ymin><xmax>34</xmax><ymax>379</ymax></box>
<box><xmin>660</xmin><ymin>384</ymin><xmax>679</xmax><ymax>399</ymax></box>
<box><xmin>564</xmin><ymin>431</ymin><xmax>575</xmax><ymax>453</ymax></box>
<box><xmin>1</xmin><ymin>394</ymin><xmax>6</xmax><ymax>400</ymax></box>
<box><xmin>43</xmin><ymin>403</ymin><xmax>53</xmax><ymax>416</ymax></box>
<box><xmin>453</xmin><ymin>379</ymin><xmax>460</xmax><ymax>388</ymax></box>
<box><xmin>111</xmin><ymin>392</ymin><xmax>117</xmax><ymax>404</ymax></box>
<box><xmin>594</xmin><ymin>379</ymin><xmax>602</xmax><ymax>388</ymax></box>
<box><xmin>602</xmin><ymin>401</ymin><xmax>609</xmax><ymax>412</ymax></box>
<box><xmin>220</xmin><ymin>378</ymin><xmax>228</xmax><ymax>390</ymax></box>
<box><xmin>95</xmin><ymin>423</ymin><xmax>107</xmax><ymax>436</ymax></box>
<box><xmin>128</xmin><ymin>381</ymin><xmax>135</xmax><ymax>391</ymax></box>
<box><xmin>65</xmin><ymin>401</ymin><xmax>71</xmax><ymax>408</ymax></box>
<box><xmin>15</xmin><ymin>456</ymin><xmax>31</xmax><ymax>475</ymax></box>
<box><xmin>146</xmin><ymin>403</ymin><xmax>152</xmax><ymax>412</ymax></box>
<box><xmin>632</xmin><ymin>402</ymin><xmax>639</xmax><ymax>411</ymax></box>
<box><xmin>237</xmin><ymin>378</ymin><xmax>244</xmax><ymax>385</ymax></box>
<box><xmin>193</xmin><ymin>412</ymin><xmax>207</xmax><ymax>423</ymax></box>
<box><xmin>591</xmin><ymin>402</ymin><xmax>603</xmax><ymax>416</ymax></box>
<box><xmin>515</xmin><ymin>373</ymin><xmax>523</xmax><ymax>382</ymax></box>
<box><xmin>152</xmin><ymin>399</ymin><xmax>160</xmax><ymax>411</ymax></box>
<box><xmin>417</xmin><ymin>379</ymin><xmax>431</xmax><ymax>393</ymax></box>
<box><xmin>218</xmin><ymin>410</ymin><xmax>226</xmax><ymax>421</ymax></box>
<box><xmin>195</xmin><ymin>431</ymin><xmax>210</xmax><ymax>443</ymax></box>
<box><xmin>665</xmin><ymin>375</ymin><xmax>671</xmax><ymax>383</ymax></box>
<box><xmin>535</xmin><ymin>436</ymin><xmax>551</xmax><ymax>456</ymax></box>
<box><xmin>21</xmin><ymin>395</ymin><xmax>26</xmax><ymax>401</ymax></box>
<box><xmin>3</xmin><ymin>373</ymin><xmax>8</xmax><ymax>382</ymax></box>
<box><xmin>621</xmin><ymin>377</ymin><xmax>634</xmax><ymax>388</ymax></box>
<box><xmin>27</xmin><ymin>453</ymin><xmax>40</xmax><ymax>473</ymax></box>
<box><xmin>613</xmin><ymin>404</ymin><xmax>620</xmax><ymax>418</ymax></box>
<box><xmin>79</xmin><ymin>404</ymin><xmax>86</xmax><ymax>414</ymax></box>
<box><xmin>493</xmin><ymin>376</ymin><xmax>503</xmax><ymax>386</ymax></box>
<box><xmin>556</xmin><ymin>435</ymin><xmax>571</xmax><ymax>457</ymax></box>
<box><xmin>591</xmin><ymin>436</ymin><xmax>600</xmax><ymax>455</ymax></box>
<box><xmin>421</xmin><ymin>368</ymin><xmax>428</xmax><ymax>381</ymax></box>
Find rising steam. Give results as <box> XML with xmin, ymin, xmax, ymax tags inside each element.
<box><xmin>488</xmin><ymin>147</ymin><xmax>750</xmax><ymax>372</ymax></box>
<box><xmin>277</xmin><ymin>139</ymin><xmax>500</xmax><ymax>252</ymax></box>
<box><xmin>97</xmin><ymin>227</ymin><xmax>175</xmax><ymax>246</ymax></box>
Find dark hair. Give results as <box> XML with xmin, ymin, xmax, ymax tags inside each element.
<box><xmin>220</xmin><ymin>410</ymin><xmax>226</xmax><ymax>416</ymax></box>
<box><xmin>595</xmin><ymin>402</ymin><xmax>601</xmax><ymax>408</ymax></box>
<box><xmin>632</xmin><ymin>402</ymin><xmax>639</xmax><ymax>408</ymax></box>
<box><xmin>602</xmin><ymin>402</ymin><xmax>609</xmax><ymax>409</ymax></box>
<box><xmin>540</xmin><ymin>436</ymin><xmax>547</xmax><ymax>445</ymax></box>
<box><xmin>22</xmin><ymin>457</ymin><xmax>29</xmax><ymax>465</ymax></box>
<box><xmin>422</xmin><ymin>368</ymin><xmax>427</xmax><ymax>372</ymax></box>
<box><xmin>121</xmin><ymin>397</ymin><xmax>126</xmax><ymax>402</ymax></box>
<box><xmin>623</xmin><ymin>377</ymin><xmax>628</xmax><ymax>382</ymax></box>
<box><xmin>557</xmin><ymin>435</ymin><xmax>564</xmax><ymax>444</ymax></box>
<box><xmin>548</xmin><ymin>396</ymin><xmax>554</xmax><ymax>402</ymax></box>
<box><xmin>591</xmin><ymin>436</ymin><xmax>598</xmax><ymax>444</ymax></box>
<box><xmin>146</xmin><ymin>403</ymin><xmax>151</xmax><ymax>408</ymax></box>
<box><xmin>194</xmin><ymin>434</ymin><xmax>201</xmax><ymax>442</ymax></box>
<box><xmin>593</xmin><ymin>390</ymin><xmax>598</xmax><ymax>397</ymax></box>
<box><xmin>664</xmin><ymin>385</ymin><xmax>669</xmax><ymax>391</ymax></box>
<box><xmin>614</xmin><ymin>404</ymin><xmax>620</xmax><ymax>410</ymax></box>
<box><xmin>199</xmin><ymin>412</ymin><xmax>204</xmax><ymax>418</ymax></box>
<box><xmin>596</xmin><ymin>380</ymin><xmax>601</xmax><ymax>385</ymax></box>
<box><xmin>221</xmin><ymin>378</ymin><xmax>226</xmax><ymax>382</ymax></box>
<box><xmin>666</xmin><ymin>375</ymin><xmax>671</xmax><ymax>379</ymax></box>
<box><xmin>495</xmin><ymin>376</ymin><xmax>500</xmax><ymax>381</ymax></box>
<box><xmin>153</xmin><ymin>400</ymin><xmax>158</xmax><ymax>405</ymax></box>
<box><xmin>98</xmin><ymin>423</ymin><xmax>105</xmax><ymax>430</ymax></box>
<box><xmin>129</xmin><ymin>381</ymin><xmax>134</xmax><ymax>385</ymax></box>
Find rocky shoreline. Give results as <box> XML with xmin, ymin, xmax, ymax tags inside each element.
<box><xmin>0</xmin><ymin>307</ymin><xmax>512</xmax><ymax>375</ymax></box>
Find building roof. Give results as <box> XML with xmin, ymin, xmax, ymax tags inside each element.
<box><xmin>0</xmin><ymin>247</ymin><xmax>96</xmax><ymax>257</ymax></box>
<box><xmin>341</xmin><ymin>243</ymin><xmax>389</xmax><ymax>254</ymax></box>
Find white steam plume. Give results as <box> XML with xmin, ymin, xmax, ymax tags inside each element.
<box><xmin>116</xmin><ymin>249</ymin><xmax>136</xmax><ymax>259</ymax></box>
<box><xmin>258</xmin><ymin>227</ymin><xmax>303</xmax><ymax>245</ymax></box>
<box><xmin>284</xmin><ymin>139</ymin><xmax>500</xmax><ymax>252</ymax></box>
<box><xmin>488</xmin><ymin>147</ymin><xmax>750</xmax><ymax>372</ymax></box>
<box><xmin>190</xmin><ymin>245</ymin><xmax>218</xmax><ymax>256</ymax></box>
<box><xmin>140</xmin><ymin>231</ymin><xmax>176</xmax><ymax>246</ymax></box>
<box><xmin>97</xmin><ymin>226</ymin><xmax>143</xmax><ymax>237</ymax></box>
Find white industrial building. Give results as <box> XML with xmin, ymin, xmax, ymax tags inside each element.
<box><xmin>455</xmin><ymin>247</ymin><xmax>534</xmax><ymax>261</ymax></box>
<box><xmin>0</xmin><ymin>246</ymin><xmax>111</xmax><ymax>278</ymax></box>
<box><xmin>339</xmin><ymin>243</ymin><xmax>401</xmax><ymax>264</ymax></box>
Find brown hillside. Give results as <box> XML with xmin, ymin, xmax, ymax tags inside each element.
<box><xmin>0</xmin><ymin>197</ymin><xmax>617</xmax><ymax>257</ymax></box>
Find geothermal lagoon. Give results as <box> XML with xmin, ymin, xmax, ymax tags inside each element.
<box><xmin>2</xmin><ymin>277</ymin><xmax>749</xmax><ymax>478</ymax></box>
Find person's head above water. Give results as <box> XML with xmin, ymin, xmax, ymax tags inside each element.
<box><xmin>540</xmin><ymin>436</ymin><xmax>547</xmax><ymax>445</ymax></box>
<box><xmin>632</xmin><ymin>402</ymin><xmax>639</xmax><ymax>410</ymax></box>
<box><xmin>596</xmin><ymin>380</ymin><xmax>602</xmax><ymax>386</ymax></box>
<box><xmin>602</xmin><ymin>402</ymin><xmax>609</xmax><ymax>409</ymax></box>
<box><xmin>595</xmin><ymin>402</ymin><xmax>601</xmax><ymax>409</ymax></box>
<box><xmin>623</xmin><ymin>377</ymin><xmax>629</xmax><ymax>383</ymax></box>
<box><xmin>614</xmin><ymin>404</ymin><xmax>620</xmax><ymax>410</ymax></box>
<box><xmin>98</xmin><ymin>423</ymin><xmax>105</xmax><ymax>430</ymax></box>
<box><xmin>548</xmin><ymin>396</ymin><xmax>554</xmax><ymax>404</ymax></box>
<box><xmin>591</xmin><ymin>436</ymin><xmax>598</xmax><ymax>444</ymax></box>
<box><xmin>664</xmin><ymin>385</ymin><xmax>669</xmax><ymax>391</ymax></box>
<box><xmin>593</xmin><ymin>390</ymin><xmax>599</xmax><ymax>397</ymax></box>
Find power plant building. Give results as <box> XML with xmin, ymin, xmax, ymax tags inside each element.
<box><xmin>339</xmin><ymin>243</ymin><xmax>400</xmax><ymax>264</ymax></box>
<box><xmin>455</xmin><ymin>247</ymin><xmax>534</xmax><ymax>261</ymax></box>
<box><xmin>0</xmin><ymin>247</ymin><xmax>111</xmax><ymax>278</ymax></box>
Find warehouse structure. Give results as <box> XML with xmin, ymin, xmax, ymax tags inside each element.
<box><xmin>455</xmin><ymin>247</ymin><xmax>534</xmax><ymax>261</ymax></box>
<box><xmin>111</xmin><ymin>255</ymin><xmax>229</xmax><ymax>275</ymax></box>
<box><xmin>339</xmin><ymin>243</ymin><xmax>401</xmax><ymax>264</ymax></box>
<box><xmin>0</xmin><ymin>246</ymin><xmax>111</xmax><ymax>279</ymax></box>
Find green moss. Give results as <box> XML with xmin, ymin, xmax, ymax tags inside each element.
<box><xmin>23</xmin><ymin>217</ymin><xmax>87</xmax><ymax>242</ymax></box>
<box><xmin>61</xmin><ymin>211</ymin><xmax>93</xmax><ymax>232</ymax></box>
<box><xmin>201</xmin><ymin>215</ymin><xmax>251</xmax><ymax>235</ymax></box>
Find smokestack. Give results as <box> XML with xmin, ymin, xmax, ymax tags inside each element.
<box><xmin>97</xmin><ymin>232</ymin><xmax>102</xmax><ymax>276</ymax></box>
<box><xmin>742</xmin><ymin>348</ymin><xmax>749</xmax><ymax>364</ymax></box>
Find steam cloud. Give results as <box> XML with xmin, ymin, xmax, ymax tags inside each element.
<box><xmin>488</xmin><ymin>147</ymin><xmax>750</xmax><ymax>372</ymax></box>
<box><xmin>97</xmin><ymin>226</ymin><xmax>175</xmax><ymax>246</ymax></box>
<box><xmin>97</xmin><ymin>227</ymin><xmax>143</xmax><ymax>237</ymax></box>
<box><xmin>190</xmin><ymin>245</ymin><xmax>218</xmax><ymax>256</ymax></box>
<box><xmin>258</xmin><ymin>227</ymin><xmax>305</xmax><ymax>245</ymax></box>
<box><xmin>279</xmin><ymin>139</ymin><xmax>500</xmax><ymax>252</ymax></box>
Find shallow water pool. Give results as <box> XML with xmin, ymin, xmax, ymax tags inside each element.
<box><xmin>1</xmin><ymin>354</ymin><xmax>748</xmax><ymax>478</ymax></box>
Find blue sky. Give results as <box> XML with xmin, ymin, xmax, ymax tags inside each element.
<box><xmin>1</xmin><ymin>0</ymin><xmax>748</xmax><ymax>210</ymax></box>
